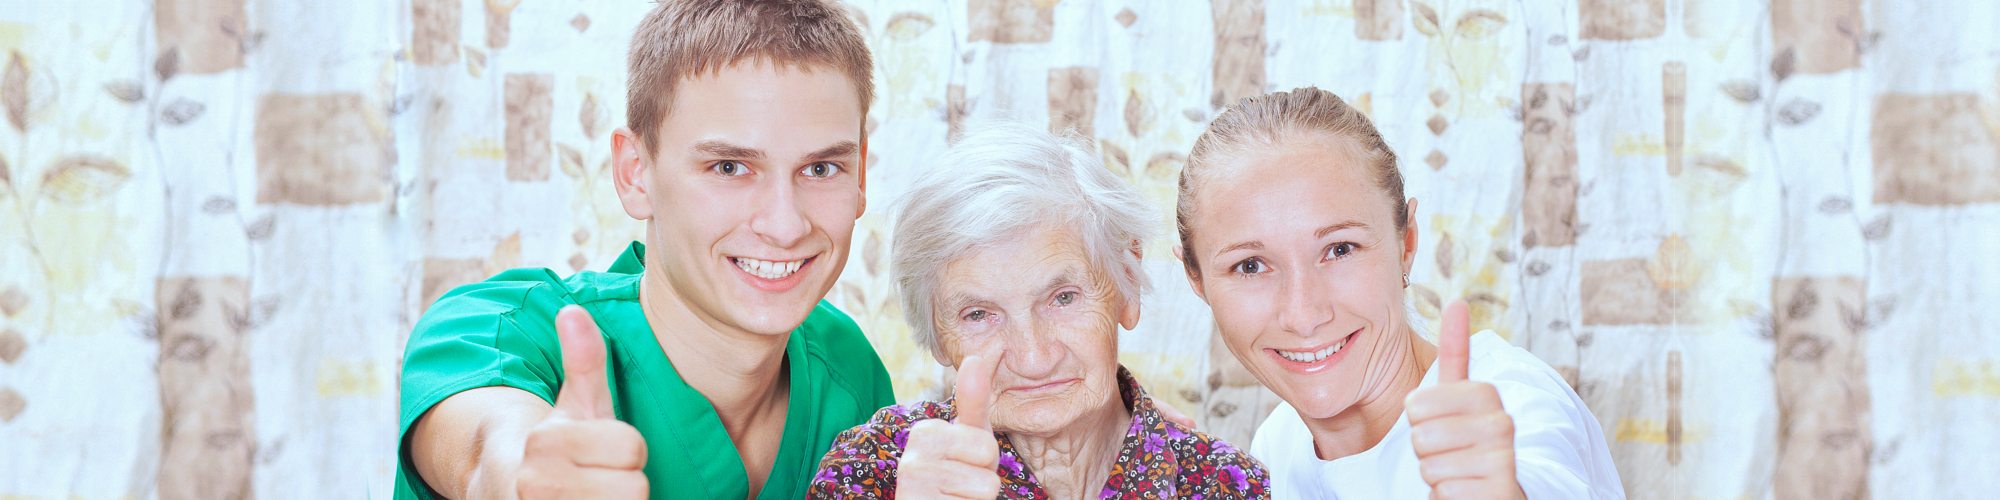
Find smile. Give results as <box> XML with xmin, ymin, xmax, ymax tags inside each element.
<box><xmin>1274</xmin><ymin>335</ymin><xmax>1349</xmax><ymax>364</ymax></box>
<box><xmin>731</xmin><ymin>256</ymin><xmax>807</xmax><ymax>280</ymax></box>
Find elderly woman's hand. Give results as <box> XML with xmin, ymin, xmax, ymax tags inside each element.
<box><xmin>1407</xmin><ymin>301</ymin><xmax>1526</xmax><ymax>500</ymax></box>
<box><xmin>898</xmin><ymin>355</ymin><xmax>1005</xmax><ymax>500</ymax></box>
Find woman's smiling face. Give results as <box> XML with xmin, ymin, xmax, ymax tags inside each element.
<box><xmin>1182</xmin><ymin>132</ymin><xmax>1418</xmax><ymax>421</ymax></box>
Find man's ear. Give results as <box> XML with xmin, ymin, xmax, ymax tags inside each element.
<box><xmin>1173</xmin><ymin>245</ymin><xmax>1207</xmax><ymax>301</ymax></box>
<box><xmin>1402</xmin><ymin>197</ymin><xmax>1420</xmax><ymax>277</ymax></box>
<box><xmin>611</xmin><ymin>127</ymin><xmax>653</xmax><ymax>221</ymax></box>
<box><xmin>857</xmin><ymin>138</ymin><xmax>869</xmax><ymax>216</ymax></box>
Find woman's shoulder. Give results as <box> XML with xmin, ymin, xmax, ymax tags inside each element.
<box><xmin>1466</xmin><ymin>330</ymin><xmax>1576</xmax><ymax>397</ymax></box>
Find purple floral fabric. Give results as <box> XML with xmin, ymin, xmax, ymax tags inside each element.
<box><xmin>809</xmin><ymin>366</ymin><xmax>1268</xmax><ymax>499</ymax></box>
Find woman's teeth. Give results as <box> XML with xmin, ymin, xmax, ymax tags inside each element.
<box><xmin>733</xmin><ymin>257</ymin><xmax>803</xmax><ymax>280</ymax></box>
<box><xmin>1277</xmin><ymin>337</ymin><xmax>1348</xmax><ymax>364</ymax></box>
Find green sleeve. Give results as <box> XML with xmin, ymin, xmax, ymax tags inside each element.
<box><xmin>394</xmin><ymin>278</ymin><xmax>571</xmax><ymax>500</ymax></box>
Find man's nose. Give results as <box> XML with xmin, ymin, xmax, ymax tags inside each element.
<box><xmin>749</xmin><ymin>177</ymin><xmax>811</xmax><ymax>248</ymax></box>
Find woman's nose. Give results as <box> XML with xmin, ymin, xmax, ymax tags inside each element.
<box><xmin>1278</xmin><ymin>268</ymin><xmax>1335</xmax><ymax>337</ymax></box>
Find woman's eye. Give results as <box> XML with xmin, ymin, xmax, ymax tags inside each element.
<box><xmin>1231</xmin><ymin>258</ymin><xmax>1266</xmax><ymax>275</ymax></box>
<box><xmin>713</xmin><ymin>160</ymin><xmax>748</xmax><ymax>177</ymax></box>
<box><xmin>802</xmin><ymin>162</ymin><xmax>840</xmax><ymax>178</ymax></box>
<box><xmin>1054</xmin><ymin>291</ymin><xmax>1078</xmax><ymax>306</ymax></box>
<box><xmin>1325</xmin><ymin>242</ymin><xmax>1357</xmax><ymax>260</ymax></box>
<box><xmin>965</xmin><ymin>310</ymin><xmax>987</xmax><ymax>322</ymax></box>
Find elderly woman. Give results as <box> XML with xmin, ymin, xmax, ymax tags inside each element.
<box><xmin>1173</xmin><ymin>87</ymin><xmax>1623</xmax><ymax>499</ymax></box>
<box><xmin>808</xmin><ymin>121</ymin><xmax>1267</xmax><ymax>500</ymax></box>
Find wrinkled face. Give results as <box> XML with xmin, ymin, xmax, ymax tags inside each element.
<box><xmin>1183</xmin><ymin>134</ymin><xmax>1416</xmax><ymax>420</ymax></box>
<box><xmin>640</xmin><ymin>62</ymin><xmax>866</xmax><ymax>336</ymax></box>
<box><xmin>936</xmin><ymin>225</ymin><xmax>1135</xmax><ymax>435</ymax></box>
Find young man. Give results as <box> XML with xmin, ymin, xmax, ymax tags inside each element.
<box><xmin>394</xmin><ymin>1</ymin><xmax>890</xmax><ymax>499</ymax></box>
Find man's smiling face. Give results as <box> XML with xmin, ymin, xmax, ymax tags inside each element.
<box><xmin>626</xmin><ymin>61</ymin><xmax>867</xmax><ymax>337</ymax></box>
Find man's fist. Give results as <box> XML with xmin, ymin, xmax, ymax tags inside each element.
<box><xmin>518</xmin><ymin>305</ymin><xmax>650</xmax><ymax>499</ymax></box>
<box><xmin>1408</xmin><ymin>300</ymin><xmax>1524</xmax><ymax>500</ymax></box>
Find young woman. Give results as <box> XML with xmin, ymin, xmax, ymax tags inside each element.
<box><xmin>1173</xmin><ymin>87</ymin><xmax>1624</xmax><ymax>499</ymax></box>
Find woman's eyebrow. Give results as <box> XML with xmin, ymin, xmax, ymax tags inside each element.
<box><xmin>1212</xmin><ymin>240</ymin><xmax>1263</xmax><ymax>260</ymax></box>
<box><xmin>1314</xmin><ymin>221</ymin><xmax>1370</xmax><ymax>239</ymax></box>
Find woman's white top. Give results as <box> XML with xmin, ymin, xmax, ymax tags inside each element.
<box><xmin>1250</xmin><ymin>331</ymin><xmax>1625</xmax><ymax>500</ymax></box>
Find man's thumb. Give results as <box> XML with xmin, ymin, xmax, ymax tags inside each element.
<box><xmin>951</xmin><ymin>353</ymin><xmax>1002</xmax><ymax>431</ymax></box>
<box><xmin>1438</xmin><ymin>299</ymin><xmax>1471</xmax><ymax>383</ymax></box>
<box><xmin>554</xmin><ymin>305</ymin><xmax>614</xmax><ymax>420</ymax></box>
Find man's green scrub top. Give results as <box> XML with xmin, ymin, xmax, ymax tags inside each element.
<box><xmin>395</xmin><ymin>242</ymin><xmax>896</xmax><ymax>500</ymax></box>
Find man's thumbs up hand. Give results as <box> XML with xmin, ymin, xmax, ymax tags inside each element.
<box><xmin>1407</xmin><ymin>300</ymin><xmax>1524</xmax><ymax>500</ymax></box>
<box><xmin>518</xmin><ymin>305</ymin><xmax>649</xmax><ymax>500</ymax></box>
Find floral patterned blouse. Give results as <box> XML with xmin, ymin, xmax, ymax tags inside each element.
<box><xmin>809</xmin><ymin>366</ymin><xmax>1269</xmax><ymax>499</ymax></box>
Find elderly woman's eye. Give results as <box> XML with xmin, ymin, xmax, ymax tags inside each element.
<box><xmin>1054</xmin><ymin>291</ymin><xmax>1078</xmax><ymax>306</ymax></box>
<box><xmin>965</xmin><ymin>310</ymin><xmax>988</xmax><ymax>322</ymax></box>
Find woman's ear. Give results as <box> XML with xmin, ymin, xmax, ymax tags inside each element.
<box><xmin>1402</xmin><ymin>197</ymin><xmax>1420</xmax><ymax>277</ymax></box>
<box><xmin>611</xmin><ymin>127</ymin><xmax>653</xmax><ymax>220</ymax></box>
<box><xmin>1173</xmin><ymin>245</ymin><xmax>1207</xmax><ymax>301</ymax></box>
<box><xmin>1119</xmin><ymin>238</ymin><xmax>1145</xmax><ymax>330</ymax></box>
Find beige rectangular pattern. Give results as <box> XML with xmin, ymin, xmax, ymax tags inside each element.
<box><xmin>506</xmin><ymin>73</ymin><xmax>555</xmax><ymax>182</ymax></box>
<box><xmin>1521</xmin><ymin>82</ymin><xmax>1577</xmax><ymax>248</ymax></box>
<box><xmin>968</xmin><ymin>0</ymin><xmax>1053</xmax><ymax>44</ymax></box>
<box><xmin>1354</xmin><ymin>0</ymin><xmax>1404</xmax><ymax>41</ymax></box>
<box><xmin>487</xmin><ymin>2</ymin><xmax>512</xmax><ymax>49</ymax></box>
<box><xmin>1578</xmin><ymin>0</ymin><xmax>1664</xmax><ymax>40</ymax></box>
<box><xmin>1771</xmin><ymin>276</ymin><xmax>1869</xmax><ymax>500</ymax></box>
<box><xmin>1210</xmin><ymin>0</ymin><xmax>1266</xmax><ymax>108</ymax></box>
<box><xmin>1870</xmin><ymin>93</ymin><xmax>2000</xmax><ymax>205</ymax></box>
<box><xmin>255</xmin><ymin>93</ymin><xmax>392</xmax><ymax>205</ymax></box>
<box><xmin>153</xmin><ymin>0</ymin><xmax>246</xmax><ymax>74</ymax></box>
<box><xmin>411</xmin><ymin>0</ymin><xmax>460</xmax><ymax>66</ymax></box>
<box><xmin>1048</xmin><ymin>67</ymin><xmax>1099</xmax><ymax>138</ymax></box>
<box><xmin>1771</xmin><ymin>0</ymin><xmax>1861</xmax><ymax>74</ymax></box>
<box><xmin>1580</xmin><ymin>258</ymin><xmax>1687</xmax><ymax>325</ymax></box>
<box><xmin>155</xmin><ymin>276</ymin><xmax>254</xmax><ymax>500</ymax></box>
<box><xmin>1663</xmin><ymin>62</ymin><xmax>1686</xmax><ymax>176</ymax></box>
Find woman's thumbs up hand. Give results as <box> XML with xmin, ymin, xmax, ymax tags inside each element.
<box><xmin>1407</xmin><ymin>300</ymin><xmax>1525</xmax><ymax>500</ymax></box>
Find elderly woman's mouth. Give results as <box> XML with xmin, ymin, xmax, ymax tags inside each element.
<box><xmin>1008</xmin><ymin>378</ymin><xmax>1082</xmax><ymax>394</ymax></box>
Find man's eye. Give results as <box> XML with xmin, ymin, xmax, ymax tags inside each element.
<box><xmin>1231</xmin><ymin>259</ymin><xmax>1266</xmax><ymax>275</ymax></box>
<box><xmin>1054</xmin><ymin>291</ymin><xmax>1078</xmax><ymax>306</ymax></box>
<box><xmin>1325</xmin><ymin>242</ymin><xmax>1356</xmax><ymax>260</ymax></box>
<box><xmin>714</xmin><ymin>160</ymin><xmax>748</xmax><ymax>177</ymax></box>
<box><xmin>966</xmin><ymin>310</ymin><xmax>987</xmax><ymax>322</ymax></box>
<box><xmin>803</xmin><ymin>162</ymin><xmax>839</xmax><ymax>178</ymax></box>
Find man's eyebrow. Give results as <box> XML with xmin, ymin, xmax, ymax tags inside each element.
<box><xmin>1315</xmin><ymin>221</ymin><xmax>1370</xmax><ymax>239</ymax></box>
<box><xmin>802</xmin><ymin>141</ymin><xmax>860</xmax><ymax>162</ymax></box>
<box><xmin>690</xmin><ymin>140</ymin><xmax>765</xmax><ymax>160</ymax></box>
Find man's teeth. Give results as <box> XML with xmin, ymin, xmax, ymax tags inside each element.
<box><xmin>734</xmin><ymin>257</ymin><xmax>803</xmax><ymax>280</ymax></box>
<box><xmin>1277</xmin><ymin>337</ymin><xmax>1348</xmax><ymax>363</ymax></box>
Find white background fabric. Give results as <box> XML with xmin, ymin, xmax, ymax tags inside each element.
<box><xmin>0</xmin><ymin>0</ymin><xmax>1996</xmax><ymax>498</ymax></box>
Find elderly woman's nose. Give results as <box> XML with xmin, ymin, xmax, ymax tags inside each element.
<box><xmin>748</xmin><ymin>180</ymin><xmax>812</xmax><ymax>248</ymax></box>
<box><xmin>998</xmin><ymin>319</ymin><xmax>1065</xmax><ymax>380</ymax></box>
<box><xmin>1278</xmin><ymin>268</ymin><xmax>1335</xmax><ymax>337</ymax></box>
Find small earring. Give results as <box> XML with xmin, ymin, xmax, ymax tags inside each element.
<box><xmin>1403</xmin><ymin>273</ymin><xmax>1410</xmax><ymax>288</ymax></box>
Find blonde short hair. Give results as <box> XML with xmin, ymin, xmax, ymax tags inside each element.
<box><xmin>626</xmin><ymin>0</ymin><xmax>874</xmax><ymax>153</ymax></box>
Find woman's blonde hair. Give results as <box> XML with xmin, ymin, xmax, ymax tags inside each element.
<box><xmin>1176</xmin><ymin>87</ymin><xmax>1407</xmax><ymax>276</ymax></box>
